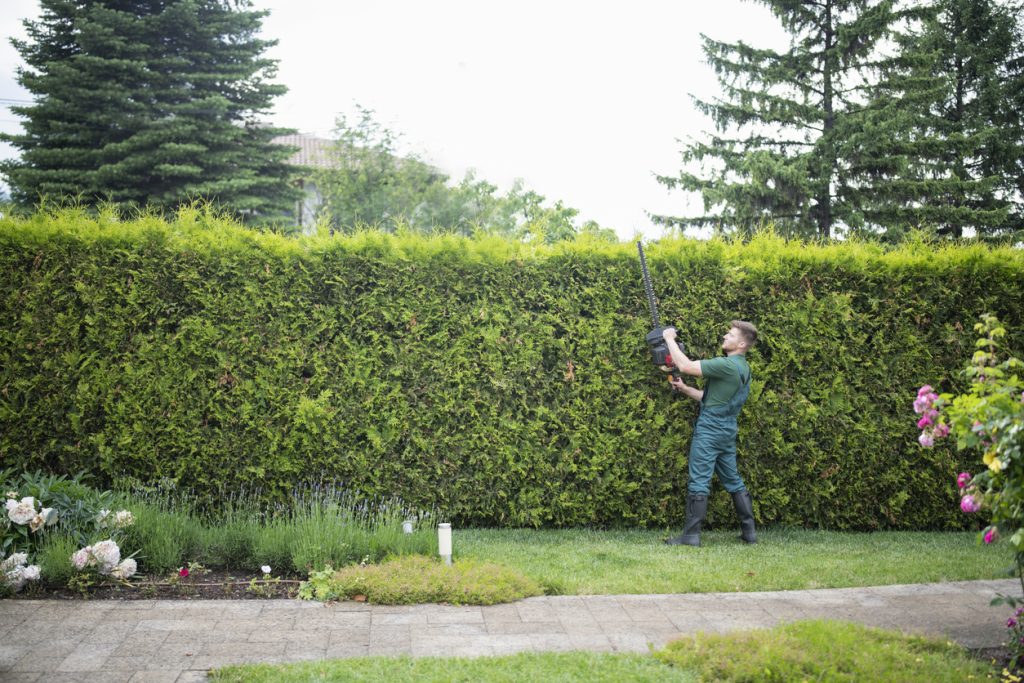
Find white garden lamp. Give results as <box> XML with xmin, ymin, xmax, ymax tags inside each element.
<box><xmin>438</xmin><ymin>523</ymin><xmax>452</xmax><ymax>566</ymax></box>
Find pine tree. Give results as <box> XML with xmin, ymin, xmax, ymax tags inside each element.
<box><xmin>654</xmin><ymin>0</ymin><xmax>911</xmax><ymax>239</ymax></box>
<box><xmin>846</xmin><ymin>0</ymin><xmax>1024</xmax><ymax>239</ymax></box>
<box><xmin>1</xmin><ymin>0</ymin><xmax>300</xmax><ymax>223</ymax></box>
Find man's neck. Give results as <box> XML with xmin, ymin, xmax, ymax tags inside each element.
<box><xmin>726</xmin><ymin>350</ymin><xmax>746</xmax><ymax>357</ymax></box>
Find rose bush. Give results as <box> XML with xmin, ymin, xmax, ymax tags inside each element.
<box><xmin>1</xmin><ymin>470</ymin><xmax>139</xmax><ymax>591</ymax></box>
<box><xmin>70</xmin><ymin>539</ymin><xmax>137</xmax><ymax>581</ymax></box>
<box><xmin>0</xmin><ymin>551</ymin><xmax>42</xmax><ymax>594</ymax></box>
<box><xmin>916</xmin><ymin>314</ymin><xmax>1024</xmax><ymax>667</ymax></box>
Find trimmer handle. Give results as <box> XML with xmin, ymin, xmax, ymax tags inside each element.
<box><xmin>646</xmin><ymin>327</ymin><xmax>683</xmax><ymax>379</ymax></box>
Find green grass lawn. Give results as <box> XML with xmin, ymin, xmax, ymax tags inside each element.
<box><xmin>454</xmin><ymin>527</ymin><xmax>1014</xmax><ymax>594</ymax></box>
<box><xmin>210</xmin><ymin>620</ymin><xmax>991</xmax><ymax>682</ymax></box>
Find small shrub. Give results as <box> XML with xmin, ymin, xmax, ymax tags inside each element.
<box><xmin>121</xmin><ymin>501</ymin><xmax>200</xmax><ymax>573</ymax></box>
<box><xmin>251</xmin><ymin>522</ymin><xmax>295</xmax><ymax>573</ymax></box>
<box><xmin>34</xmin><ymin>532</ymin><xmax>77</xmax><ymax>586</ymax></box>
<box><xmin>298</xmin><ymin>554</ymin><xmax>544</xmax><ymax>605</ymax></box>
<box><xmin>203</xmin><ymin>522</ymin><xmax>259</xmax><ymax>569</ymax></box>
<box><xmin>655</xmin><ymin>620</ymin><xmax>988</xmax><ymax>682</ymax></box>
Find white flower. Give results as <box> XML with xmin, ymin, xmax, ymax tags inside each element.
<box><xmin>71</xmin><ymin>547</ymin><xmax>92</xmax><ymax>570</ymax></box>
<box><xmin>114</xmin><ymin>510</ymin><xmax>134</xmax><ymax>528</ymax></box>
<box><xmin>110</xmin><ymin>558</ymin><xmax>137</xmax><ymax>579</ymax></box>
<box><xmin>41</xmin><ymin>507</ymin><xmax>57</xmax><ymax>526</ymax></box>
<box><xmin>2</xmin><ymin>563</ymin><xmax>39</xmax><ymax>591</ymax></box>
<box><xmin>5</xmin><ymin>491</ymin><xmax>17</xmax><ymax>499</ymax></box>
<box><xmin>4</xmin><ymin>565</ymin><xmax>26</xmax><ymax>590</ymax></box>
<box><xmin>89</xmin><ymin>540</ymin><xmax>121</xmax><ymax>573</ymax></box>
<box><xmin>28</xmin><ymin>513</ymin><xmax>45</xmax><ymax>532</ymax></box>
<box><xmin>261</xmin><ymin>565</ymin><xmax>271</xmax><ymax>575</ymax></box>
<box><xmin>6</xmin><ymin>497</ymin><xmax>36</xmax><ymax>525</ymax></box>
<box><xmin>1</xmin><ymin>553</ymin><xmax>28</xmax><ymax>572</ymax></box>
<box><xmin>96</xmin><ymin>509</ymin><xmax>111</xmax><ymax>527</ymax></box>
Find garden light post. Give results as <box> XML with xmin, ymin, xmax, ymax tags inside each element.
<box><xmin>438</xmin><ymin>523</ymin><xmax>452</xmax><ymax>566</ymax></box>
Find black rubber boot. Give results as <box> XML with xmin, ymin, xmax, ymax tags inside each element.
<box><xmin>665</xmin><ymin>494</ymin><xmax>708</xmax><ymax>546</ymax></box>
<box><xmin>731</xmin><ymin>489</ymin><xmax>757</xmax><ymax>544</ymax></box>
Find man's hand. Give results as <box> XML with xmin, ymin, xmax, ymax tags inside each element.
<box><xmin>663</xmin><ymin>327</ymin><xmax>677</xmax><ymax>343</ymax></box>
<box><xmin>669</xmin><ymin>376</ymin><xmax>686</xmax><ymax>392</ymax></box>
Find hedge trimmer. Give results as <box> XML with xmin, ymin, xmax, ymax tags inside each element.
<box><xmin>637</xmin><ymin>241</ymin><xmax>682</xmax><ymax>379</ymax></box>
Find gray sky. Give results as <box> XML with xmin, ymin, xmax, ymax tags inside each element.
<box><xmin>1</xmin><ymin>0</ymin><xmax>788</xmax><ymax>239</ymax></box>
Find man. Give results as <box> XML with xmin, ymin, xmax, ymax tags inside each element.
<box><xmin>662</xmin><ymin>321</ymin><xmax>758</xmax><ymax>547</ymax></box>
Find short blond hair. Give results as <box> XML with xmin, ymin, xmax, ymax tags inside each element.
<box><xmin>731</xmin><ymin>320</ymin><xmax>758</xmax><ymax>348</ymax></box>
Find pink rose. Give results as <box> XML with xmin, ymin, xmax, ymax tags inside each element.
<box><xmin>934</xmin><ymin>423</ymin><xmax>950</xmax><ymax>438</ymax></box>
<box><xmin>917</xmin><ymin>416</ymin><xmax>933</xmax><ymax>429</ymax></box>
<box><xmin>960</xmin><ymin>495</ymin><xmax>980</xmax><ymax>513</ymax></box>
<box><xmin>957</xmin><ymin>472</ymin><xmax>971</xmax><ymax>489</ymax></box>
<box><xmin>919</xmin><ymin>432</ymin><xmax>934</xmax><ymax>448</ymax></box>
<box><xmin>917</xmin><ymin>385</ymin><xmax>933</xmax><ymax>397</ymax></box>
<box><xmin>984</xmin><ymin>527</ymin><xmax>999</xmax><ymax>544</ymax></box>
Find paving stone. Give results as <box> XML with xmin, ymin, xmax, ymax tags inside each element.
<box><xmin>424</xmin><ymin>606</ymin><xmax>484</xmax><ymax>624</ymax></box>
<box><xmin>105</xmin><ymin>656</ymin><xmax>156</xmax><ymax>672</ymax></box>
<box><xmin>328</xmin><ymin>643</ymin><xmax>372</xmax><ymax>657</ymax></box>
<box><xmin>515</xmin><ymin>599</ymin><xmax>558</xmax><ymax>622</ymax></box>
<box><xmin>173</xmin><ymin>672</ymin><xmax>208</xmax><ymax>683</ymax></box>
<box><xmin>480</xmin><ymin>604</ymin><xmax>522</xmax><ymax>623</ymax></box>
<box><xmin>0</xmin><ymin>644</ymin><xmax>31</xmax><ymax>669</ymax></box>
<box><xmin>164</xmin><ymin>629</ymin><xmax>252</xmax><ymax>645</ymax></box>
<box><xmin>113</xmin><ymin>632</ymin><xmax>171</xmax><ymax>656</ymax></box>
<box><xmin>485</xmin><ymin>620</ymin><xmax>564</xmax><ymax>636</ymax></box>
<box><xmin>294</xmin><ymin>612</ymin><xmax>371</xmax><ymax>629</ymax></box>
<box><xmin>9</xmin><ymin>641</ymin><xmax>81</xmax><ymax>672</ymax></box>
<box><xmin>421</xmin><ymin>623</ymin><xmax>489</xmax><ymax>637</ymax></box>
<box><xmin>4</xmin><ymin>624</ymin><xmax>95</xmax><ymax>643</ymax></box>
<box><xmin>566</xmin><ymin>634</ymin><xmax>614</xmax><ymax>651</ymax></box>
<box><xmin>57</xmin><ymin>642</ymin><xmax>121</xmax><ymax>672</ymax></box>
<box><xmin>283</xmin><ymin>640</ymin><xmax>328</xmax><ymax>657</ymax></box>
<box><xmin>54</xmin><ymin>673</ymin><xmax>135</xmax><ymax>683</ymax></box>
<box><xmin>248</xmin><ymin>630</ymin><xmax>329</xmax><ymax>646</ymax></box>
<box><xmin>127</xmin><ymin>672</ymin><xmax>182</xmax><ymax>683</ymax></box>
<box><xmin>559</xmin><ymin>620</ymin><xmax>605</xmax><ymax>636</ymax></box>
<box><xmin>331</xmin><ymin>627</ymin><xmax>375</xmax><ymax>645</ymax></box>
<box><xmin>371</xmin><ymin>611</ymin><xmax>429</xmax><ymax>625</ymax></box>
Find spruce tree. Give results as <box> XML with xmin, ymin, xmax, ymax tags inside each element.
<box><xmin>654</xmin><ymin>0</ymin><xmax>909</xmax><ymax>239</ymax></box>
<box><xmin>847</xmin><ymin>0</ymin><xmax>1024</xmax><ymax>239</ymax></box>
<box><xmin>1</xmin><ymin>0</ymin><xmax>299</xmax><ymax>222</ymax></box>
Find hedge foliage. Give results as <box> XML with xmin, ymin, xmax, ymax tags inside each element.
<box><xmin>2</xmin><ymin>207</ymin><xmax>1022</xmax><ymax>530</ymax></box>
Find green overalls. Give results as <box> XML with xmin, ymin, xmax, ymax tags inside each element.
<box><xmin>687</xmin><ymin>354</ymin><xmax>751</xmax><ymax>495</ymax></box>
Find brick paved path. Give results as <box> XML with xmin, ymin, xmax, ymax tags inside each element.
<box><xmin>0</xmin><ymin>579</ymin><xmax>1015</xmax><ymax>682</ymax></box>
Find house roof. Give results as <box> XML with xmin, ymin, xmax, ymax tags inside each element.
<box><xmin>272</xmin><ymin>133</ymin><xmax>335</xmax><ymax>169</ymax></box>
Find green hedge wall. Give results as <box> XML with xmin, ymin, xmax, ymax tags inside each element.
<box><xmin>2</xmin><ymin>208</ymin><xmax>1022</xmax><ymax>530</ymax></box>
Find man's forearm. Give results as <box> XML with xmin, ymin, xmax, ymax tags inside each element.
<box><xmin>678</xmin><ymin>384</ymin><xmax>704</xmax><ymax>402</ymax></box>
<box><xmin>666</xmin><ymin>338</ymin><xmax>702</xmax><ymax>376</ymax></box>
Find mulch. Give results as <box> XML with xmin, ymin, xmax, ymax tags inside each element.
<box><xmin>9</xmin><ymin>569</ymin><xmax>302</xmax><ymax>600</ymax></box>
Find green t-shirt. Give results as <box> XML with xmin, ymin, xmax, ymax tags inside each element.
<box><xmin>699</xmin><ymin>355</ymin><xmax>751</xmax><ymax>407</ymax></box>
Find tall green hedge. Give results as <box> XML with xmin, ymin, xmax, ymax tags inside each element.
<box><xmin>2</xmin><ymin>208</ymin><xmax>1022</xmax><ymax>530</ymax></box>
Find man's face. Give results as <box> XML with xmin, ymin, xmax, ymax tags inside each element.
<box><xmin>721</xmin><ymin>327</ymin><xmax>746</xmax><ymax>353</ymax></box>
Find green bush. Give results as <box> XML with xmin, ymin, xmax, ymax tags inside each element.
<box><xmin>298</xmin><ymin>554</ymin><xmax>545</xmax><ymax>605</ymax></box>
<box><xmin>33</xmin><ymin>531</ymin><xmax>77</xmax><ymax>586</ymax></box>
<box><xmin>2</xmin><ymin>208</ymin><xmax>1022</xmax><ymax>529</ymax></box>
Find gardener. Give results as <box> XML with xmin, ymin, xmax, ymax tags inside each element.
<box><xmin>662</xmin><ymin>321</ymin><xmax>758</xmax><ymax>547</ymax></box>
